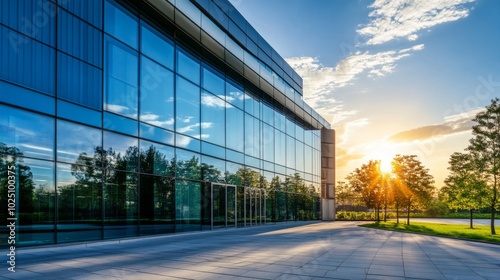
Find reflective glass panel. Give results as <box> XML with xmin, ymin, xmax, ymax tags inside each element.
<box><xmin>0</xmin><ymin>105</ymin><xmax>54</xmax><ymax>160</ymax></box>
<box><xmin>103</xmin><ymin>112</ymin><xmax>138</xmax><ymax>136</ymax></box>
<box><xmin>177</xmin><ymin>49</ymin><xmax>200</xmax><ymax>84</ymax></box>
<box><xmin>105</xmin><ymin>0</ymin><xmax>138</xmax><ymax>48</ymax></box>
<box><xmin>226</xmin><ymin>106</ymin><xmax>244</xmax><ymax>152</ymax></box>
<box><xmin>57</xmin><ymin>163</ymin><xmax>102</xmax><ymax>243</ymax></box>
<box><xmin>226</xmin><ymin>81</ymin><xmax>244</xmax><ymax>109</ymax></box>
<box><xmin>140</xmin><ymin>56</ymin><xmax>175</xmax><ymax>130</ymax></box>
<box><xmin>286</xmin><ymin>135</ymin><xmax>295</xmax><ymax>169</ymax></box>
<box><xmin>141</xmin><ymin>23</ymin><xmax>174</xmax><ymax>69</ymax></box>
<box><xmin>305</xmin><ymin>145</ymin><xmax>313</xmax><ymax>174</ymax></box>
<box><xmin>57</xmin><ymin>52</ymin><xmax>102</xmax><ymax>110</ymax></box>
<box><xmin>275</xmin><ymin>130</ymin><xmax>286</xmax><ymax>166</ymax></box>
<box><xmin>104</xmin><ymin>37</ymin><xmax>139</xmax><ymax>118</ymax></box>
<box><xmin>262</xmin><ymin>103</ymin><xmax>274</xmax><ymax>126</ymax></box>
<box><xmin>139</xmin><ymin>175</ymin><xmax>175</xmax><ymax>235</ymax></box>
<box><xmin>140</xmin><ymin>123</ymin><xmax>175</xmax><ymax>146</ymax></box>
<box><xmin>202</xmin><ymin>66</ymin><xmax>224</xmax><ymax>96</ymax></box>
<box><xmin>58</xmin><ymin>9</ymin><xmax>102</xmax><ymax>67</ymax></box>
<box><xmin>226</xmin><ymin>162</ymin><xmax>243</xmax><ymax>185</ymax></box>
<box><xmin>139</xmin><ymin>140</ymin><xmax>175</xmax><ymax>176</ymax></box>
<box><xmin>175</xmin><ymin>180</ymin><xmax>201</xmax><ymax>232</ymax></box>
<box><xmin>176</xmin><ymin>76</ymin><xmax>200</xmax><ymax>138</ymax></box>
<box><xmin>0</xmin><ymin>27</ymin><xmax>55</xmax><ymax>95</ymax></box>
<box><xmin>103</xmin><ymin>131</ymin><xmax>138</xmax><ymax>172</ymax></box>
<box><xmin>201</xmin><ymin>156</ymin><xmax>225</xmax><ymax>182</ymax></box>
<box><xmin>262</xmin><ymin>123</ymin><xmax>274</xmax><ymax>162</ymax></box>
<box><xmin>57</xmin><ymin>120</ymin><xmax>102</xmax><ymax>165</ymax></box>
<box><xmin>201</xmin><ymin>92</ymin><xmax>225</xmax><ymax>146</ymax></box>
<box><xmin>175</xmin><ymin>149</ymin><xmax>201</xmax><ymax>180</ymax></box>
<box><xmin>16</xmin><ymin>158</ymin><xmax>55</xmax><ymax>245</ymax></box>
<box><xmin>104</xmin><ymin>170</ymin><xmax>139</xmax><ymax>238</ymax></box>
<box><xmin>244</xmin><ymin>114</ymin><xmax>255</xmax><ymax>157</ymax></box>
<box><xmin>296</xmin><ymin>141</ymin><xmax>304</xmax><ymax>172</ymax></box>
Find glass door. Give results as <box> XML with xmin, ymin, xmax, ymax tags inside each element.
<box><xmin>211</xmin><ymin>183</ymin><xmax>237</xmax><ymax>229</ymax></box>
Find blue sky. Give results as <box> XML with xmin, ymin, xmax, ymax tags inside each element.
<box><xmin>230</xmin><ymin>0</ymin><xmax>500</xmax><ymax>186</ymax></box>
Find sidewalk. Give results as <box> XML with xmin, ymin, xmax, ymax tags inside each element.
<box><xmin>2</xmin><ymin>221</ymin><xmax>499</xmax><ymax>279</ymax></box>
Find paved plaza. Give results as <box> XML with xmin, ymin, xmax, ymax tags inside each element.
<box><xmin>2</xmin><ymin>221</ymin><xmax>500</xmax><ymax>280</ymax></box>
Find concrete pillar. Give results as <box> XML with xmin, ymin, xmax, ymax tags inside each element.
<box><xmin>321</xmin><ymin>128</ymin><xmax>335</xmax><ymax>221</ymax></box>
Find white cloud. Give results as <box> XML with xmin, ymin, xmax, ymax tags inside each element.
<box><xmin>388</xmin><ymin>107</ymin><xmax>485</xmax><ymax>142</ymax></box>
<box><xmin>358</xmin><ymin>0</ymin><xmax>476</xmax><ymax>45</ymax></box>
<box><xmin>286</xmin><ymin>45</ymin><xmax>424</xmax><ymax>124</ymax></box>
<box><xmin>201</xmin><ymin>93</ymin><xmax>226</xmax><ymax>108</ymax></box>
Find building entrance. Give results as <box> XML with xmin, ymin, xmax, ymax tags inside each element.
<box><xmin>210</xmin><ymin>184</ymin><xmax>265</xmax><ymax>229</ymax></box>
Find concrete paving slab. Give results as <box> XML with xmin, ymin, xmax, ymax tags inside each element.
<box><xmin>2</xmin><ymin>221</ymin><xmax>500</xmax><ymax>280</ymax></box>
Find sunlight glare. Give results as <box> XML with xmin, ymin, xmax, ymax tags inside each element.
<box><xmin>380</xmin><ymin>159</ymin><xmax>392</xmax><ymax>174</ymax></box>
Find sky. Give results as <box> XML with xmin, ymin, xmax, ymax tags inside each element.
<box><xmin>229</xmin><ymin>0</ymin><xmax>500</xmax><ymax>187</ymax></box>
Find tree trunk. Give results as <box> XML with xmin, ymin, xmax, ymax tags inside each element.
<box><xmin>384</xmin><ymin>203</ymin><xmax>387</xmax><ymax>222</ymax></box>
<box><xmin>396</xmin><ymin>202</ymin><xmax>399</xmax><ymax>224</ymax></box>
<box><xmin>469</xmin><ymin>208</ymin><xmax>473</xmax><ymax>229</ymax></box>
<box><xmin>407</xmin><ymin>198</ymin><xmax>411</xmax><ymax>225</ymax></box>
<box><xmin>492</xmin><ymin>175</ymin><xmax>497</xmax><ymax>235</ymax></box>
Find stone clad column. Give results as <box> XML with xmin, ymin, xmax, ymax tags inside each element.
<box><xmin>321</xmin><ymin>128</ymin><xmax>335</xmax><ymax>220</ymax></box>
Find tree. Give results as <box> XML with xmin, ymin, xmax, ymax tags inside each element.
<box><xmin>392</xmin><ymin>155</ymin><xmax>435</xmax><ymax>225</ymax></box>
<box><xmin>335</xmin><ymin>181</ymin><xmax>357</xmax><ymax>206</ymax></box>
<box><xmin>381</xmin><ymin>174</ymin><xmax>395</xmax><ymax>222</ymax></box>
<box><xmin>467</xmin><ymin>98</ymin><xmax>500</xmax><ymax>234</ymax></box>
<box><xmin>441</xmin><ymin>152</ymin><xmax>488</xmax><ymax>228</ymax></box>
<box><xmin>347</xmin><ymin>160</ymin><xmax>383</xmax><ymax>221</ymax></box>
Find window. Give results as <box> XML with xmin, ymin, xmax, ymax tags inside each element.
<box><xmin>226</xmin><ymin>81</ymin><xmax>244</xmax><ymax>109</ymax></box>
<box><xmin>139</xmin><ymin>174</ymin><xmax>175</xmax><ymax>235</ymax></box>
<box><xmin>104</xmin><ymin>170</ymin><xmax>139</xmax><ymax>239</ymax></box>
<box><xmin>58</xmin><ymin>9</ymin><xmax>102</xmax><ymax>67</ymax></box>
<box><xmin>0</xmin><ymin>27</ymin><xmax>55</xmax><ymax>95</ymax></box>
<box><xmin>103</xmin><ymin>131</ymin><xmax>138</xmax><ymax>172</ymax></box>
<box><xmin>226</xmin><ymin>106</ymin><xmax>244</xmax><ymax>152</ymax></box>
<box><xmin>175</xmin><ymin>180</ymin><xmax>201</xmax><ymax>232</ymax></box>
<box><xmin>140</xmin><ymin>56</ymin><xmax>174</xmax><ymax>130</ymax></box>
<box><xmin>201</xmin><ymin>156</ymin><xmax>225</xmax><ymax>182</ymax></box>
<box><xmin>57</xmin><ymin>163</ymin><xmax>102</xmax><ymax>243</ymax></box>
<box><xmin>59</xmin><ymin>0</ymin><xmax>103</xmax><ymax>28</ymax></box>
<box><xmin>244</xmin><ymin>114</ymin><xmax>259</xmax><ymax>157</ymax></box>
<box><xmin>202</xmin><ymin>66</ymin><xmax>224</xmax><ymax>96</ymax></box>
<box><xmin>0</xmin><ymin>0</ymin><xmax>56</xmax><ymax>46</ymax></box>
<box><xmin>0</xmin><ymin>105</ymin><xmax>54</xmax><ymax>160</ymax></box>
<box><xmin>275</xmin><ymin>130</ymin><xmax>286</xmax><ymax>166</ymax></box>
<box><xmin>286</xmin><ymin>135</ymin><xmax>295</xmax><ymax>169</ymax></box>
<box><xmin>105</xmin><ymin>0</ymin><xmax>138</xmax><ymax>48</ymax></box>
<box><xmin>262</xmin><ymin>123</ymin><xmax>274</xmax><ymax>162</ymax></box>
<box><xmin>141</xmin><ymin>23</ymin><xmax>174</xmax><ymax>69</ymax></box>
<box><xmin>176</xmin><ymin>76</ymin><xmax>200</xmax><ymax>138</ymax></box>
<box><xmin>16</xmin><ymin>158</ymin><xmax>56</xmax><ymax>245</ymax></box>
<box><xmin>175</xmin><ymin>149</ymin><xmax>201</xmax><ymax>180</ymax></box>
<box><xmin>104</xmin><ymin>37</ymin><xmax>138</xmax><ymax>118</ymax></box>
<box><xmin>58</xmin><ymin>52</ymin><xmax>102</xmax><ymax>109</ymax></box>
<box><xmin>201</xmin><ymin>92</ymin><xmax>225</xmax><ymax>146</ymax></box>
<box><xmin>57</xmin><ymin>120</ymin><xmax>102</xmax><ymax>165</ymax></box>
<box><xmin>177</xmin><ymin>49</ymin><xmax>200</xmax><ymax>84</ymax></box>
<box><xmin>139</xmin><ymin>140</ymin><xmax>175</xmax><ymax>176</ymax></box>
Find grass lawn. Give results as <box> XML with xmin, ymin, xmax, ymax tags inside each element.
<box><xmin>361</xmin><ymin>220</ymin><xmax>500</xmax><ymax>244</ymax></box>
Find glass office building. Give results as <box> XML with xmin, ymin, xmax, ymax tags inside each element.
<box><xmin>0</xmin><ymin>0</ymin><xmax>333</xmax><ymax>246</ymax></box>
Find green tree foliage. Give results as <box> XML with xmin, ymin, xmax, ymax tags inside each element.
<box><xmin>392</xmin><ymin>155</ymin><xmax>435</xmax><ymax>225</ymax></box>
<box><xmin>467</xmin><ymin>98</ymin><xmax>500</xmax><ymax>234</ymax></box>
<box><xmin>0</xmin><ymin>145</ymin><xmax>35</xmax><ymax>224</ymax></box>
<box><xmin>441</xmin><ymin>152</ymin><xmax>488</xmax><ymax>228</ymax></box>
<box><xmin>335</xmin><ymin>181</ymin><xmax>357</xmax><ymax>206</ymax></box>
<box><xmin>347</xmin><ymin>160</ymin><xmax>384</xmax><ymax>221</ymax></box>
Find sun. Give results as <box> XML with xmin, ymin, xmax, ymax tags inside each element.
<box><xmin>379</xmin><ymin>159</ymin><xmax>393</xmax><ymax>174</ymax></box>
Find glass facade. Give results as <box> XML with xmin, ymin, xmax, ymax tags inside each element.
<box><xmin>0</xmin><ymin>0</ymin><xmax>326</xmax><ymax>246</ymax></box>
